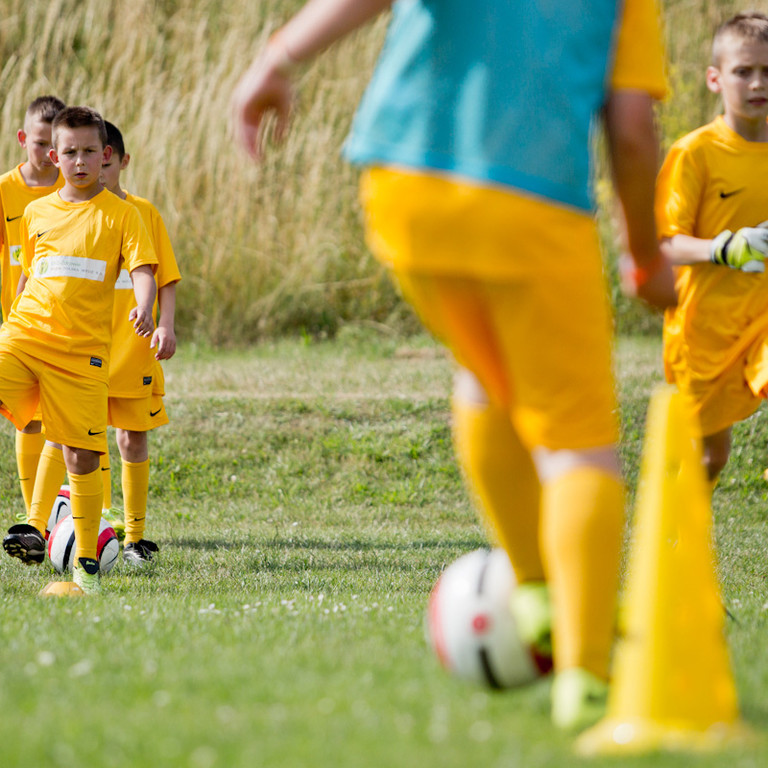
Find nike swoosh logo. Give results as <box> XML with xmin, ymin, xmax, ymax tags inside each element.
<box><xmin>88</xmin><ymin>429</ymin><xmax>104</xmax><ymax>435</ymax></box>
<box><xmin>37</xmin><ymin>229</ymin><xmax>51</xmax><ymax>238</ymax></box>
<box><xmin>720</xmin><ymin>189</ymin><xmax>744</xmax><ymax>198</ymax></box>
<box><xmin>5</xmin><ymin>214</ymin><xmax>21</xmax><ymax>222</ymax></box>
<box><xmin>149</xmin><ymin>409</ymin><xmax>162</xmax><ymax>417</ymax></box>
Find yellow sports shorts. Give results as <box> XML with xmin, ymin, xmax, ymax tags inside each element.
<box><xmin>360</xmin><ymin>167</ymin><xmax>619</xmax><ymax>451</ymax></box>
<box><xmin>0</xmin><ymin>346</ymin><xmax>108</xmax><ymax>452</ymax></box>
<box><xmin>108</xmin><ymin>393</ymin><xmax>168</xmax><ymax>432</ymax></box>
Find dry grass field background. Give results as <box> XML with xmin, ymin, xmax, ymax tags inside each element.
<box><xmin>0</xmin><ymin>0</ymin><xmax>760</xmax><ymax>344</ymax></box>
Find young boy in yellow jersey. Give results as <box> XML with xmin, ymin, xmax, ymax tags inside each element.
<box><xmin>99</xmin><ymin>120</ymin><xmax>180</xmax><ymax>566</ymax></box>
<box><xmin>657</xmin><ymin>12</ymin><xmax>768</xmax><ymax>481</ymax></box>
<box><xmin>0</xmin><ymin>106</ymin><xmax>158</xmax><ymax>595</ymax></box>
<box><xmin>231</xmin><ymin>0</ymin><xmax>675</xmax><ymax>730</ymax></box>
<box><xmin>0</xmin><ymin>95</ymin><xmax>66</xmax><ymax>518</ymax></box>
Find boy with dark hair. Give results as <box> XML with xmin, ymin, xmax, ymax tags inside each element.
<box><xmin>657</xmin><ymin>12</ymin><xmax>768</xmax><ymax>481</ymax></box>
<box><xmin>0</xmin><ymin>95</ymin><xmax>66</xmax><ymax>517</ymax></box>
<box><xmin>99</xmin><ymin>120</ymin><xmax>181</xmax><ymax>566</ymax></box>
<box><xmin>1</xmin><ymin>106</ymin><xmax>158</xmax><ymax>595</ymax></box>
<box><xmin>231</xmin><ymin>0</ymin><xmax>675</xmax><ymax>730</ymax></box>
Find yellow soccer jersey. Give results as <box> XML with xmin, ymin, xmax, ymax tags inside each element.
<box><xmin>657</xmin><ymin>116</ymin><xmax>768</xmax><ymax>431</ymax></box>
<box><xmin>109</xmin><ymin>193</ymin><xmax>180</xmax><ymax>398</ymax></box>
<box><xmin>0</xmin><ymin>164</ymin><xmax>64</xmax><ymax>321</ymax></box>
<box><xmin>0</xmin><ymin>188</ymin><xmax>157</xmax><ymax>382</ymax></box>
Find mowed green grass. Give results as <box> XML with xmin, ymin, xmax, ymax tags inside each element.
<box><xmin>0</xmin><ymin>331</ymin><xmax>765</xmax><ymax>767</ymax></box>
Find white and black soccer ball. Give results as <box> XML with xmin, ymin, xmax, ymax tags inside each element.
<box><xmin>46</xmin><ymin>485</ymin><xmax>72</xmax><ymax>536</ymax></box>
<box><xmin>47</xmin><ymin>516</ymin><xmax>119</xmax><ymax>574</ymax></box>
<box><xmin>427</xmin><ymin>548</ymin><xmax>552</xmax><ymax>689</ymax></box>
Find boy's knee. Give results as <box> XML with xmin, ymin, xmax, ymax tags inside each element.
<box><xmin>453</xmin><ymin>368</ymin><xmax>489</xmax><ymax>405</ymax></box>
<box><xmin>533</xmin><ymin>445</ymin><xmax>620</xmax><ymax>483</ymax></box>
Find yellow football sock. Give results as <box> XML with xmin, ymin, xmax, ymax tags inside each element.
<box><xmin>28</xmin><ymin>443</ymin><xmax>68</xmax><ymax>535</ymax></box>
<box><xmin>15</xmin><ymin>430</ymin><xmax>46</xmax><ymax>515</ymax></box>
<box><xmin>100</xmin><ymin>451</ymin><xmax>112</xmax><ymax>510</ymax></box>
<box><xmin>541</xmin><ymin>466</ymin><xmax>624</xmax><ymax>680</ymax></box>
<box><xmin>69</xmin><ymin>468</ymin><xmax>103</xmax><ymax>561</ymax></box>
<box><xmin>452</xmin><ymin>396</ymin><xmax>545</xmax><ymax>583</ymax></box>
<box><xmin>122</xmin><ymin>459</ymin><xmax>150</xmax><ymax>545</ymax></box>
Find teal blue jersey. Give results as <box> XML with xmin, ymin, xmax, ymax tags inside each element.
<box><xmin>344</xmin><ymin>0</ymin><xmax>621</xmax><ymax>212</ymax></box>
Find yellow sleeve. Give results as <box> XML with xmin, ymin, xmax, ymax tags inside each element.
<box><xmin>149</xmin><ymin>207</ymin><xmax>181</xmax><ymax>289</ymax></box>
<box><xmin>655</xmin><ymin>142</ymin><xmax>704</xmax><ymax>239</ymax></box>
<box><xmin>122</xmin><ymin>206</ymin><xmax>158</xmax><ymax>274</ymax></box>
<box><xmin>611</xmin><ymin>0</ymin><xmax>667</xmax><ymax>99</ymax></box>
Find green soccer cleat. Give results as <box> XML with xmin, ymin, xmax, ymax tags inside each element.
<box><xmin>73</xmin><ymin>557</ymin><xmax>101</xmax><ymax>596</ymax></box>
<box><xmin>551</xmin><ymin>668</ymin><xmax>608</xmax><ymax>731</ymax></box>
<box><xmin>511</xmin><ymin>581</ymin><xmax>552</xmax><ymax>658</ymax></box>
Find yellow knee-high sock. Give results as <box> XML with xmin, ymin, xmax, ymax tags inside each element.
<box><xmin>541</xmin><ymin>466</ymin><xmax>624</xmax><ymax>680</ymax></box>
<box><xmin>15</xmin><ymin>431</ymin><xmax>46</xmax><ymax>515</ymax></box>
<box><xmin>122</xmin><ymin>459</ymin><xmax>150</xmax><ymax>545</ymax></box>
<box><xmin>100</xmin><ymin>451</ymin><xmax>112</xmax><ymax>510</ymax></box>
<box><xmin>452</xmin><ymin>396</ymin><xmax>545</xmax><ymax>583</ymax></box>
<box><xmin>28</xmin><ymin>443</ymin><xmax>68</xmax><ymax>535</ymax></box>
<box><xmin>69</xmin><ymin>469</ymin><xmax>103</xmax><ymax>562</ymax></box>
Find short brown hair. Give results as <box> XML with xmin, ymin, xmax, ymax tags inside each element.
<box><xmin>712</xmin><ymin>12</ymin><xmax>768</xmax><ymax>66</ymax></box>
<box><xmin>52</xmin><ymin>106</ymin><xmax>107</xmax><ymax>149</ymax></box>
<box><xmin>25</xmin><ymin>95</ymin><xmax>66</xmax><ymax>125</ymax></box>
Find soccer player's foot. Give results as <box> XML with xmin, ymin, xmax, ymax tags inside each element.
<box><xmin>122</xmin><ymin>538</ymin><xmax>158</xmax><ymax>568</ymax></box>
<box><xmin>511</xmin><ymin>581</ymin><xmax>553</xmax><ymax>659</ymax></box>
<box><xmin>551</xmin><ymin>668</ymin><xmax>608</xmax><ymax>731</ymax></box>
<box><xmin>73</xmin><ymin>557</ymin><xmax>101</xmax><ymax>596</ymax></box>
<box><xmin>3</xmin><ymin>524</ymin><xmax>46</xmax><ymax>564</ymax></box>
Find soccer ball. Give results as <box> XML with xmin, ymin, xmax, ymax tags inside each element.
<box><xmin>46</xmin><ymin>485</ymin><xmax>72</xmax><ymax>536</ymax></box>
<box><xmin>426</xmin><ymin>548</ymin><xmax>552</xmax><ymax>689</ymax></box>
<box><xmin>47</xmin><ymin>516</ymin><xmax>119</xmax><ymax>574</ymax></box>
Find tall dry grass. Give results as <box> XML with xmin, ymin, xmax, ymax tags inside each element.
<box><xmin>0</xmin><ymin>1</ymin><xmax>764</xmax><ymax>343</ymax></box>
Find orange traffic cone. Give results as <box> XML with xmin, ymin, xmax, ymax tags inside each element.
<box><xmin>577</xmin><ymin>385</ymin><xmax>749</xmax><ymax>754</ymax></box>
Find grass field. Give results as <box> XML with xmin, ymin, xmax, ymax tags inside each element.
<box><xmin>0</xmin><ymin>331</ymin><xmax>765</xmax><ymax>767</ymax></box>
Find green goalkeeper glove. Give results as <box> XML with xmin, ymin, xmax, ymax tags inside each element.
<box><xmin>710</xmin><ymin>224</ymin><xmax>768</xmax><ymax>272</ymax></box>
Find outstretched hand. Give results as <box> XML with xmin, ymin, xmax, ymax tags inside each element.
<box><xmin>231</xmin><ymin>48</ymin><xmax>295</xmax><ymax>161</ymax></box>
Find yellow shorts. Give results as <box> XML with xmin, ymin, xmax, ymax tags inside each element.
<box><xmin>360</xmin><ymin>168</ymin><xmax>618</xmax><ymax>451</ymax></box>
<box><xmin>0</xmin><ymin>346</ymin><xmax>108</xmax><ymax>452</ymax></box>
<box><xmin>108</xmin><ymin>393</ymin><xmax>168</xmax><ymax>432</ymax></box>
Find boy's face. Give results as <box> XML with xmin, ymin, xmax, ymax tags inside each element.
<box><xmin>100</xmin><ymin>150</ymin><xmax>130</xmax><ymax>195</ymax></box>
<box><xmin>17</xmin><ymin>118</ymin><xmax>55</xmax><ymax>174</ymax></box>
<box><xmin>707</xmin><ymin>37</ymin><xmax>768</xmax><ymax>127</ymax></box>
<box><xmin>50</xmin><ymin>125</ymin><xmax>112</xmax><ymax>191</ymax></box>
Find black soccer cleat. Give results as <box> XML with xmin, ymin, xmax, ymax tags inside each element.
<box><xmin>3</xmin><ymin>524</ymin><xmax>46</xmax><ymax>565</ymax></box>
<box><xmin>122</xmin><ymin>538</ymin><xmax>159</xmax><ymax>568</ymax></box>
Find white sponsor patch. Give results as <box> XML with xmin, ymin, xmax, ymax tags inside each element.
<box><xmin>9</xmin><ymin>245</ymin><xmax>20</xmax><ymax>266</ymax></box>
<box><xmin>34</xmin><ymin>255</ymin><xmax>106</xmax><ymax>282</ymax></box>
<box><xmin>115</xmin><ymin>268</ymin><xmax>132</xmax><ymax>290</ymax></box>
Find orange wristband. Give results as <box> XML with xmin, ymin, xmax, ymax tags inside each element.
<box><xmin>625</xmin><ymin>253</ymin><xmax>665</xmax><ymax>289</ymax></box>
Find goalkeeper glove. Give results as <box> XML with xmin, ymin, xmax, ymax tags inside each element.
<box><xmin>710</xmin><ymin>224</ymin><xmax>768</xmax><ymax>272</ymax></box>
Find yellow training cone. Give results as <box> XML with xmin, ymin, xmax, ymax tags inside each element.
<box><xmin>577</xmin><ymin>385</ymin><xmax>749</xmax><ymax>755</ymax></box>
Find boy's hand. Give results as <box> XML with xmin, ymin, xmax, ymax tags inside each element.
<box><xmin>231</xmin><ymin>43</ymin><xmax>295</xmax><ymax>161</ymax></box>
<box><xmin>129</xmin><ymin>305</ymin><xmax>155</xmax><ymax>338</ymax></box>
<box><xmin>619</xmin><ymin>252</ymin><xmax>677</xmax><ymax>310</ymax></box>
<box><xmin>710</xmin><ymin>224</ymin><xmax>768</xmax><ymax>272</ymax></box>
<box><xmin>150</xmin><ymin>326</ymin><xmax>177</xmax><ymax>360</ymax></box>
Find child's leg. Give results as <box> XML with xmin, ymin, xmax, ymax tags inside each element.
<box><xmin>116</xmin><ymin>428</ymin><xmax>150</xmax><ymax>544</ymax></box>
<box><xmin>702</xmin><ymin>427</ymin><xmax>732</xmax><ymax>482</ymax></box>
<box><xmin>100</xmin><ymin>451</ymin><xmax>112</xmax><ymax>511</ymax></box>
<box><xmin>27</xmin><ymin>441</ymin><xmax>67</xmax><ymax>535</ymax></box>
<box><xmin>15</xmin><ymin>422</ymin><xmax>45</xmax><ymax>515</ymax></box>
<box><xmin>451</xmin><ymin>368</ymin><xmax>543</xmax><ymax>582</ymax></box>
<box><xmin>534</xmin><ymin>447</ymin><xmax>624</xmax><ymax>680</ymax></box>
<box><xmin>63</xmin><ymin>446</ymin><xmax>102</xmax><ymax>562</ymax></box>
